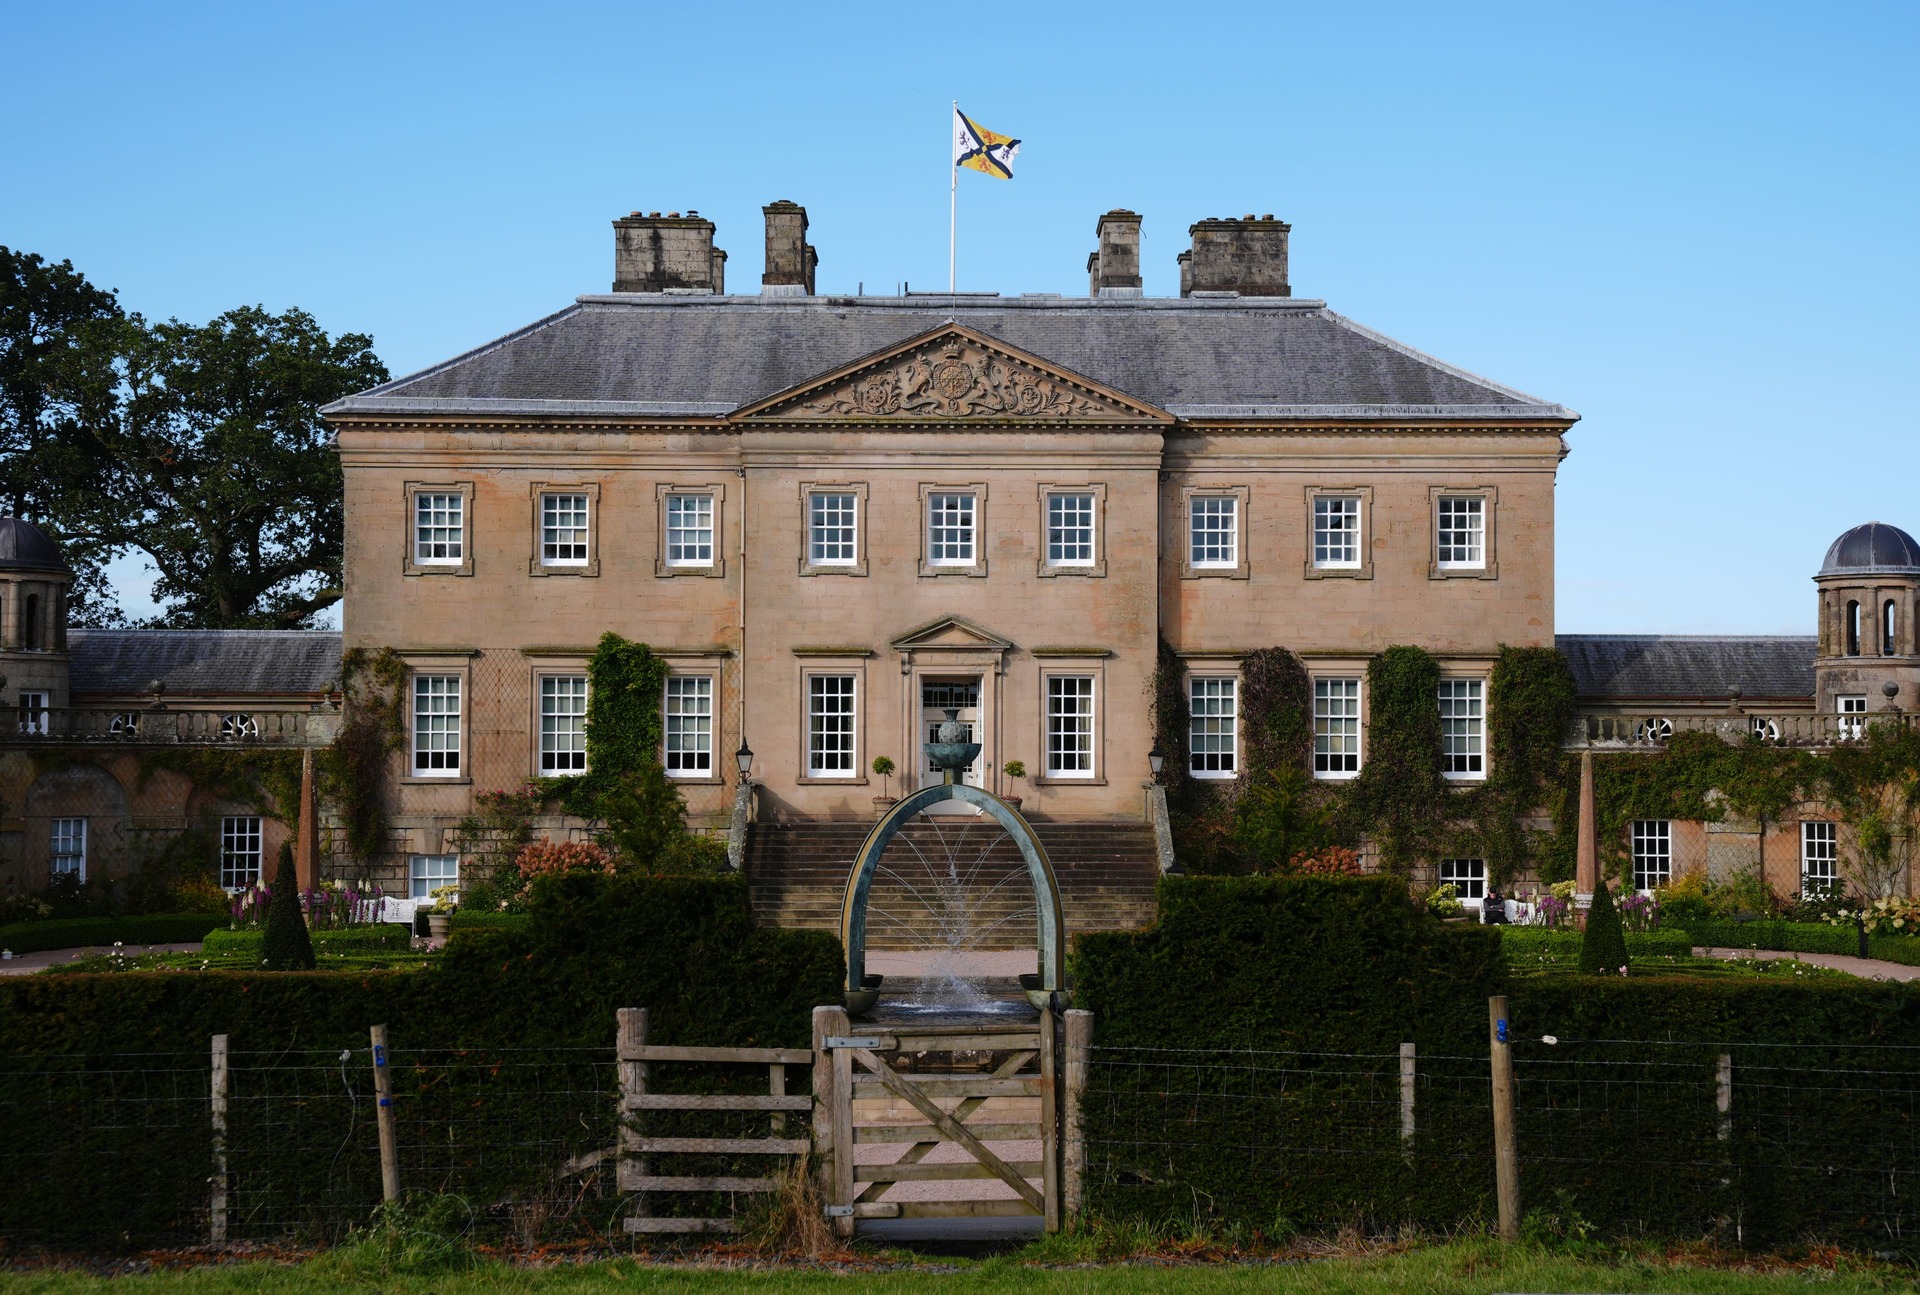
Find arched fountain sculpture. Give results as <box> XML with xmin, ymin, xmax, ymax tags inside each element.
<box><xmin>840</xmin><ymin>710</ymin><xmax>1068</xmax><ymax>1016</ymax></box>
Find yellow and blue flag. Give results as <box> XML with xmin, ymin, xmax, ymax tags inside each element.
<box><xmin>953</xmin><ymin>107</ymin><xmax>1020</xmax><ymax>179</ymax></box>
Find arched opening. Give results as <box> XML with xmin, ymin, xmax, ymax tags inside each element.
<box><xmin>1886</xmin><ymin>599</ymin><xmax>1899</xmax><ymax>656</ymax></box>
<box><xmin>1846</xmin><ymin>600</ymin><xmax>1861</xmax><ymax>656</ymax></box>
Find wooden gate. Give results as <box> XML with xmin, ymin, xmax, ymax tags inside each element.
<box><xmin>812</xmin><ymin>1007</ymin><xmax>1059</xmax><ymax>1236</ymax></box>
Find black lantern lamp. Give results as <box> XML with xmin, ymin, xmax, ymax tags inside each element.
<box><xmin>735</xmin><ymin>740</ymin><xmax>755</xmax><ymax>780</ymax></box>
<box><xmin>1148</xmin><ymin>745</ymin><xmax>1166</xmax><ymax>784</ymax></box>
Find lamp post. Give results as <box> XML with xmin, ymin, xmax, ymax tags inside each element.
<box><xmin>1148</xmin><ymin>745</ymin><xmax>1166</xmax><ymax>785</ymax></box>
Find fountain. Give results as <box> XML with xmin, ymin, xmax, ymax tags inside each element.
<box><xmin>840</xmin><ymin>710</ymin><xmax>1069</xmax><ymax>1017</ymax></box>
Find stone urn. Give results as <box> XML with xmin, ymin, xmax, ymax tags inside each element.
<box><xmin>872</xmin><ymin>795</ymin><xmax>899</xmax><ymax>820</ymax></box>
<box><xmin>427</xmin><ymin>911</ymin><xmax>451</xmax><ymax>942</ymax></box>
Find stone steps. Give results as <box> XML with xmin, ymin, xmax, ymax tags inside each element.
<box><xmin>746</xmin><ymin>820</ymin><xmax>1161</xmax><ymax>949</ymax></box>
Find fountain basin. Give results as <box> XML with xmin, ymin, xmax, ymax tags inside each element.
<box><xmin>846</xmin><ymin>972</ymin><xmax>884</xmax><ymax>1016</ymax></box>
<box><xmin>923</xmin><ymin>741</ymin><xmax>981</xmax><ymax>772</ymax></box>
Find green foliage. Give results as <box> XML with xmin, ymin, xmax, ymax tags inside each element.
<box><xmin>1239</xmin><ymin>647</ymin><xmax>1312</xmax><ymax>778</ymax></box>
<box><xmin>1227</xmin><ymin>764</ymin><xmax>1334</xmax><ymax>870</ymax></box>
<box><xmin>1821</xmin><ymin>721</ymin><xmax>1920</xmax><ymax>898</ymax></box>
<box><xmin>120</xmin><ymin>826</ymin><xmax>230</xmax><ymax>915</ymax></box>
<box><xmin>1479</xmin><ymin>645</ymin><xmax>1578</xmax><ymax>886</ymax></box>
<box><xmin>1150</xmin><ymin>634</ymin><xmax>1195</xmax><ymax>810</ymax></box>
<box><xmin>0</xmin><ymin>913</ymin><xmax>223</xmax><ymax>954</ymax></box>
<box><xmin>1685</xmin><ymin>919</ymin><xmax>1860</xmax><ymax>956</ymax></box>
<box><xmin>1869</xmin><ymin>935</ymin><xmax>1920</xmax><ymax>966</ymax></box>
<box><xmin>447</xmin><ymin>782</ymin><xmax>545</xmax><ymax>911</ymax></box>
<box><xmin>260</xmin><ymin>843</ymin><xmax>316</xmax><ymax>971</ymax></box>
<box><xmin>323</xmin><ymin>1192</ymin><xmax>477</xmax><ymax>1276</ymax></box>
<box><xmin>321</xmin><ymin>645</ymin><xmax>406</xmax><ymax>865</ymax></box>
<box><xmin>1500</xmin><ymin>926</ymin><xmax>1695</xmax><ymax>971</ymax></box>
<box><xmin>1578</xmin><ymin>881</ymin><xmax>1630</xmax><ymax>974</ymax></box>
<box><xmin>203</xmin><ymin>924</ymin><xmax>412</xmax><ymax>958</ymax></box>
<box><xmin>1340</xmin><ymin>647</ymin><xmax>1447</xmax><ymax>873</ymax></box>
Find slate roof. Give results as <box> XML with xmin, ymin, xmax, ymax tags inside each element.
<box><xmin>1555</xmin><ymin>635</ymin><xmax>1816</xmax><ymax>702</ymax></box>
<box><xmin>69</xmin><ymin>630</ymin><xmax>342</xmax><ymax>697</ymax></box>
<box><xmin>1819</xmin><ymin>522</ymin><xmax>1920</xmax><ymax>577</ymax></box>
<box><xmin>322</xmin><ymin>296</ymin><xmax>1576</xmax><ymax>422</ymax></box>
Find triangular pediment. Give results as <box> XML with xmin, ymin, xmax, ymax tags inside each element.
<box><xmin>889</xmin><ymin>614</ymin><xmax>1016</xmax><ymax>653</ymax></box>
<box><xmin>732</xmin><ymin>324</ymin><xmax>1173</xmax><ymax>425</ymax></box>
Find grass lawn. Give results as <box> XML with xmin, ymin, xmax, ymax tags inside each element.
<box><xmin>1</xmin><ymin>1241</ymin><xmax>1910</xmax><ymax>1294</ymax></box>
<box><xmin>41</xmin><ymin>946</ymin><xmax>434</xmax><ymax>974</ymax></box>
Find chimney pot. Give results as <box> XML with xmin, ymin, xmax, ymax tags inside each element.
<box><xmin>1181</xmin><ymin>213</ymin><xmax>1291</xmax><ymax>298</ymax></box>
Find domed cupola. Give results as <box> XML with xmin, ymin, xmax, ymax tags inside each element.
<box><xmin>1815</xmin><ymin>521</ymin><xmax>1920</xmax><ymax>718</ymax></box>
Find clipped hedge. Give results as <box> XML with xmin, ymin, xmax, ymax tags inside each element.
<box><xmin>0</xmin><ymin>914</ymin><xmax>225</xmax><ymax>955</ymax></box>
<box><xmin>201</xmin><ymin>925</ymin><xmax>414</xmax><ymax>957</ymax></box>
<box><xmin>1689</xmin><ymin>919</ymin><xmax>1860</xmax><ymax>956</ymax></box>
<box><xmin>1500</xmin><ymin>927</ymin><xmax>1694</xmax><ymax>962</ymax></box>
<box><xmin>1869</xmin><ymin>935</ymin><xmax>1920</xmax><ymax>966</ymax></box>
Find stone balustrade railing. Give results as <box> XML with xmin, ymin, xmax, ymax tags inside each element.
<box><xmin>7</xmin><ymin>704</ymin><xmax>342</xmax><ymax>748</ymax></box>
<box><xmin>1570</xmin><ymin>709</ymin><xmax>1920</xmax><ymax>750</ymax></box>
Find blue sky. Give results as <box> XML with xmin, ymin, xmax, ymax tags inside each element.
<box><xmin>5</xmin><ymin>1</ymin><xmax>1915</xmax><ymax>633</ymax></box>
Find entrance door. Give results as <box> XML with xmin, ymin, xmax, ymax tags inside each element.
<box><xmin>920</xmin><ymin>678</ymin><xmax>983</xmax><ymax>793</ymax></box>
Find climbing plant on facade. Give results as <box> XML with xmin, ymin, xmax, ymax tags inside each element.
<box><xmin>319</xmin><ymin>645</ymin><xmax>406</xmax><ymax>864</ymax></box>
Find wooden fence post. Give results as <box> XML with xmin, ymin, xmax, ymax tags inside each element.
<box><xmin>1488</xmin><ymin>997</ymin><xmax>1519</xmax><ymax>1241</ymax></box>
<box><xmin>1063</xmin><ymin>1009</ymin><xmax>1093</xmax><ymax>1221</ymax></box>
<box><xmin>1040</xmin><ymin>1006</ymin><xmax>1060</xmax><ymax>1233</ymax></box>
<box><xmin>812</xmin><ymin>1006</ymin><xmax>853</xmax><ymax>1238</ymax></box>
<box><xmin>369</xmin><ymin>1024</ymin><xmax>400</xmax><ymax>1204</ymax></box>
<box><xmin>1716</xmin><ymin>1053</ymin><xmax>1733</xmax><ymax>1143</ymax></box>
<box><xmin>210</xmin><ymin>1034</ymin><xmax>229</xmax><ymax>1243</ymax></box>
<box><xmin>1399</xmin><ymin>1041</ymin><xmax>1416</xmax><ymax>1163</ymax></box>
<box><xmin>618</xmin><ymin>1008</ymin><xmax>649</xmax><ymax>1209</ymax></box>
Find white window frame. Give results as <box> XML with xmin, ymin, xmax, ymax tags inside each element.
<box><xmin>540</xmin><ymin>492</ymin><xmax>591</xmax><ymax>567</ymax></box>
<box><xmin>1438</xmin><ymin>858</ymin><xmax>1487</xmax><ymax>908</ymax></box>
<box><xmin>1188</xmin><ymin>495</ymin><xmax>1239</xmax><ymax>569</ymax></box>
<box><xmin>1046</xmin><ymin>675</ymin><xmax>1097</xmax><ymax>780</ymax></box>
<box><xmin>1838</xmin><ymin>694</ymin><xmax>1868</xmax><ymax>741</ymax></box>
<box><xmin>1045</xmin><ymin>491</ymin><xmax>1097</xmax><ymax>569</ymax></box>
<box><xmin>220</xmin><ymin>815</ymin><xmax>263</xmax><ymax>892</ymax></box>
<box><xmin>410</xmin><ymin>853</ymin><xmax>460</xmax><ymax>901</ymax></box>
<box><xmin>412</xmin><ymin>674</ymin><xmax>463</xmax><ymax>777</ymax></box>
<box><xmin>1800</xmin><ymin>820</ymin><xmax>1839</xmax><ymax>897</ymax></box>
<box><xmin>807</xmin><ymin>674</ymin><xmax>858</xmax><ymax>778</ymax></box>
<box><xmin>664</xmin><ymin>675</ymin><xmax>715</xmax><ymax>778</ymax></box>
<box><xmin>1439</xmin><ymin>678</ymin><xmax>1486</xmax><ymax>781</ymax></box>
<box><xmin>808</xmin><ymin>491</ymin><xmax>859</xmax><ymax>568</ymax></box>
<box><xmin>16</xmin><ymin>690</ymin><xmax>49</xmax><ymax>735</ymax></box>
<box><xmin>1435</xmin><ymin>495</ymin><xmax>1485</xmax><ymax>570</ymax></box>
<box><xmin>1187</xmin><ymin>676</ymin><xmax>1238</xmax><ymax>780</ymax></box>
<box><xmin>413</xmin><ymin>491</ymin><xmax>465</xmax><ymax>566</ymax></box>
<box><xmin>538</xmin><ymin>674</ymin><xmax>588</xmax><ymax>776</ymax></box>
<box><xmin>50</xmin><ymin>817</ymin><xmax>86</xmax><ymax>880</ymax></box>
<box><xmin>664</xmin><ymin>492</ymin><xmax>715</xmax><ymax>569</ymax></box>
<box><xmin>926</xmin><ymin>491</ymin><xmax>977</xmax><ymax>567</ymax></box>
<box><xmin>1886</xmin><ymin>599</ymin><xmax>1900</xmax><ymax>657</ymax></box>
<box><xmin>1631</xmin><ymin>819</ymin><xmax>1672</xmax><ymax>893</ymax></box>
<box><xmin>1312</xmin><ymin>494</ymin><xmax>1362</xmax><ymax>570</ymax></box>
<box><xmin>1312</xmin><ymin>677</ymin><xmax>1363</xmax><ymax>780</ymax></box>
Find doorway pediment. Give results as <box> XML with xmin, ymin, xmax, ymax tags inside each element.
<box><xmin>889</xmin><ymin>614</ymin><xmax>1016</xmax><ymax>655</ymax></box>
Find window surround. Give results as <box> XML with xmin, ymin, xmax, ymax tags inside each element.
<box><xmin>1035</xmin><ymin>659</ymin><xmax>1108</xmax><ymax>786</ymax></box>
<box><xmin>1311</xmin><ymin>674</ymin><xmax>1365</xmax><ymax>781</ymax></box>
<box><xmin>1304</xmin><ymin>486</ymin><xmax>1373</xmax><ymax>579</ymax></box>
<box><xmin>1439</xmin><ymin>675</ymin><xmax>1488</xmax><ymax>782</ymax></box>
<box><xmin>1428</xmin><ymin>485</ymin><xmax>1499</xmax><ymax>580</ymax></box>
<box><xmin>796</xmin><ymin>659</ymin><xmax>868</xmax><ymax>785</ymax></box>
<box><xmin>663</xmin><ymin>671</ymin><xmax>722</xmax><ymax>784</ymax></box>
<box><xmin>1186</xmin><ymin>670</ymin><xmax>1239</xmax><ymax>781</ymax></box>
<box><xmin>403</xmin><ymin>481</ymin><xmax>475</xmax><ymax>577</ymax></box>
<box><xmin>399</xmin><ymin>653</ymin><xmax>473</xmax><ymax>785</ymax></box>
<box><xmin>528</xmin><ymin>664</ymin><xmax>590</xmax><ymax>779</ymax></box>
<box><xmin>654</xmin><ymin>482</ymin><xmax>728</xmax><ymax>578</ymax></box>
<box><xmin>528</xmin><ymin>482</ymin><xmax>601</xmax><ymax>577</ymax></box>
<box><xmin>918</xmin><ymin>483</ymin><xmax>989</xmax><ymax>578</ymax></box>
<box><xmin>1036</xmin><ymin>483</ymin><xmax>1108</xmax><ymax>578</ymax></box>
<box><xmin>797</xmin><ymin>481</ymin><xmax>869</xmax><ymax>577</ymax></box>
<box><xmin>1179</xmin><ymin>485</ymin><xmax>1250</xmax><ymax>580</ymax></box>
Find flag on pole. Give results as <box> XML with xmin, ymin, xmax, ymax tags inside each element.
<box><xmin>953</xmin><ymin>107</ymin><xmax>1020</xmax><ymax>179</ymax></box>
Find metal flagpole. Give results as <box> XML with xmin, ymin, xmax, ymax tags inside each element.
<box><xmin>949</xmin><ymin>100</ymin><xmax>957</xmax><ymax>294</ymax></box>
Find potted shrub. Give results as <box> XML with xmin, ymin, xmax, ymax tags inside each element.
<box><xmin>1001</xmin><ymin>760</ymin><xmax>1027</xmax><ymax>810</ymax></box>
<box><xmin>426</xmin><ymin>885</ymin><xmax>458</xmax><ymax>942</ymax></box>
<box><xmin>871</xmin><ymin>755</ymin><xmax>898</xmax><ymax>818</ymax></box>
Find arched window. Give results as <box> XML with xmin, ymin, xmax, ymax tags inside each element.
<box><xmin>1846</xmin><ymin>600</ymin><xmax>1860</xmax><ymax>656</ymax></box>
<box><xmin>1887</xmin><ymin>600</ymin><xmax>1900</xmax><ymax>656</ymax></box>
<box><xmin>23</xmin><ymin>594</ymin><xmax>40</xmax><ymax>651</ymax></box>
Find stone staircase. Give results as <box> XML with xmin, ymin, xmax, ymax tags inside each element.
<box><xmin>745</xmin><ymin>819</ymin><xmax>1161</xmax><ymax>949</ymax></box>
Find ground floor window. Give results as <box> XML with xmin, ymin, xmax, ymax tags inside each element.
<box><xmin>808</xmin><ymin>675</ymin><xmax>856</xmax><ymax>776</ymax></box>
<box><xmin>50</xmin><ymin>818</ymin><xmax>86</xmax><ymax>879</ymax></box>
<box><xmin>1047</xmin><ymin>676</ymin><xmax>1096</xmax><ymax>778</ymax></box>
<box><xmin>664</xmin><ymin>676</ymin><xmax>714</xmax><ymax>776</ymax></box>
<box><xmin>1631</xmin><ymin>819</ymin><xmax>1671</xmax><ymax>892</ymax></box>
<box><xmin>220</xmin><ymin>816</ymin><xmax>263</xmax><ymax>891</ymax></box>
<box><xmin>1188</xmin><ymin>677</ymin><xmax>1236</xmax><ymax>778</ymax></box>
<box><xmin>410</xmin><ymin>853</ymin><xmax>460</xmax><ymax>901</ymax></box>
<box><xmin>1438</xmin><ymin>857</ymin><xmax>1486</xmax><ymax>906</ymax></box>
<box><xmin>1801</xmin><ymin>820</ymin><xmax>1838</xmax><ymax>896</ymax></box>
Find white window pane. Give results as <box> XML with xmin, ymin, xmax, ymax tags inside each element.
<box><xmin>1313</xmin><ymin>678</ymin><xmax>1362</xmax><ymax>777</ymax></box>
<box><xmin>220</xmin><ymin>816</ymin><xmax>263</xmax><ymax>891</ymax></box>
<box><xmin>1313</xmin><ymin>496</ymin><xmax>1361</xmax><ymax>568</ymax></box>
<box><xmin>810</xmin><ymin>493</ymin><xmax>858</xmax><ymax>565</ymax></box>
<box><xmin>542</xmin><ymin>493</ymin><xmax>590</xmax><ymax>565</ymax></box>
<box><xmin>664</xmin><ymin>676</ymin><xmax>714</xmax><ymax>775</ymax></box>
<box><xmin>539</xmin><ymin>675</ymin><xmax>588</xmax><ymax>773</ymax></box>
<box><xmin>415</xmin><ymin>493</ymin><xmax>464</xmax><ymax>564</ymax></box>
<box><xmin>928</xmin><ymin>493</ymin><xmax>976</xmax><ymax>565</ymax></box>
<box><xmin>1437</xmin><ymin>496</ymin><xmax>1485</xmax><ymax>568</ymax></box>
<box><xmin>1188</xmin><ymin>678</ymin><xmax>1237</xmax><ymax>777</ymax></box>
<box><xmin>1801</xmin><ymin>821</ymin><xmax>1838</xmax><ymax>895</ymax></box>
<box><xmin>1439</xmin><ymin>679</ymin><xmax>1484</xmax><ymax>777</ymax></box>
<box><xmin>1047</xmin><ymin>493</ymin><xmax>1095</xmax><ymax>566</ymax></box>
<box><xmin>666</xmin><ymin>494</ymin><xmax>715</xmax><ymax>566</ymax></box>
<box><xmin>1047</xmin><ymin>676</ymin><xmax>1096</xmax><ymax>777</ymax></box>
<box><xmin>409</xmin><ymin>853</ymin><xmax>460</xmax><ymax>900</ymax></box>
<box><xmin>1631</xmin><ymin>820</ymin><xmax>1672</xmax><ymax>891</ymax></box>
<box><xmin>809</xmin><ymin>676</ymin><xmax>856</xmax><ymax>775</ymax></box>
<box><xmin>50</xmin><ymin>817</ymin><xmax>86</xmax><ymax>878</ymax></box>
<box><xmin>1438</xmin><ymin>858</ymin><xmax>1486</xmax><ymax>902</ymax></box>
<box><xmin>1189</xmin><ymin>496</ymin><xmax>1237</xmax><ymax>567</ymax></box>
<box><xmin>413</xmin><ymin>675</ymin><xmax>462</xmax><ymax>774</ymax></box>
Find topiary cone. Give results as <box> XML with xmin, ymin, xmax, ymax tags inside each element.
<box><xmin>1578</xmin><ymin>877</ymin><xmax>1631</xmax><ymax>976</ymax></box>
<box><xmin>261</xmin><ymin>842</ymin><xmax>316</xmax><ymax>971</ymax></box>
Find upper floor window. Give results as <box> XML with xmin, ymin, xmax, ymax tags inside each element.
<box><xmin>927</xmin><ymin>493</ymin><xmax>976</xmax><ymax>566</ymax></box>
<box><xmin>664</xmin><ymin>676</ymin><xmax>714</xmax><ymax>777</ymax></box>
<box><xmin>1313</xmin><ymin>678</ymin><xmax>1362</xmax><ymax>779</ymax></box>
<box><xmin>415</xmin><ymin>492</ymin><xmax>464</xmax><ymax>565</ymax></box>
<box><xmin>1839</xmin><ymin>693</ymin><xmax>1868</xmax><ymax>741</ymax></box>
<box><xmin>1801</xmin><ymin>820</ymin><xmax>1838</xmax><ymax>897</ymax></box>
<box><xmin>541</xmin><ymin>493</ymin><xmax>590</xmax><ymax>566</ymax></box>
<box><xmin>1189</xmin><ymin>496</ymin><xmax>1238</xmax><ymax>568</ymax></box>
<box><xmin>1047</xmin><ymin>492</ymin><xmax>1096</xmax><ymax>567</ymax></box>
<box><xmin>1846</xmin><ymin>600</ymin><xmax>1861</xmax><ymax>656</ymax></box>
<box><xmin>16</xmin><ymin>691</ymin><xmax>48</xmax><ymax>735</ymax></box>
<box><xmin>220</xmin><ymin>816</ymin><xmax>263</xmax><ymax>891</ymax></box>
<box><xmin>1439</xmin><ymin>679</ymin><xmax>1485</xmax><ymax>780</ymax></box>
<box><xmin>809</xmin><ymin>492</ymin><xmax>858</xmax><ymax>566</ymax></box>
<box><xmin>412</xmin><ymin>674</ymin><xmax>462</xmax><ymax>776</ymax></box>
<box><xmin>1436</xmin><ymin>496</ymin><xmax>1485</xmax><ymax>570</ymax></box>
<box><xmin>1631</xmin><ymin>819</ymin><xmax>1672</xmax><ymax>892</ymax></box>
<box><xmin>539</xmin><ymin>675</ymin><xmax>587</xmax><ymax>775</ymax></box>
<box><xmin>1886</xmin><ymin>600</ymin><xmax>1899</xmax><ymax>656</ymax></box>
<box><xmin>1313</xmin><ymin>496</ymin><xmax>1361</xmax><ymax>569</ymax></box>
<box><xmin>1188</xmin><ymin>678</ymin><xmax>1237</xmax><ymax>779</ymax></box>
<box><xmin>50</xmin><ymin>818</ymin><xmax>86</xmax><ymax>879</ymax></box>
<box><xmin>665</xmin><ymin>494</ymin><xmax>715</xmax><ymax>568</ymax></box>
<box><xmin>808</xmin><ymin>675</ymin><xmax>857</xmax><ymax>777</ymax></box>
<box><xmin>1046</xmin><ymin>676</ymin><xmax>1096</xmax><ymax>779</ymax></box>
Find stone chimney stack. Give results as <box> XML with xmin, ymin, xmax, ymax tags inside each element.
<box><xmin>762</xmin><ymin>200</ymin><xmax>818</xmax><ymax>295</ymax></box>
<box><xmin>1086</xmin><ymin>209</ymin><xmax>1143</xmax><ymax>297</ymax></box>
<box><xmin>1180</xmin><ymin>214</ymin><xmax>1291</xmax><ymax>297</ymax></box>
<box><xmin>612</xmin><ymin>210</ymin><xmax>724</xmax><ymax>293</ymax></box>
